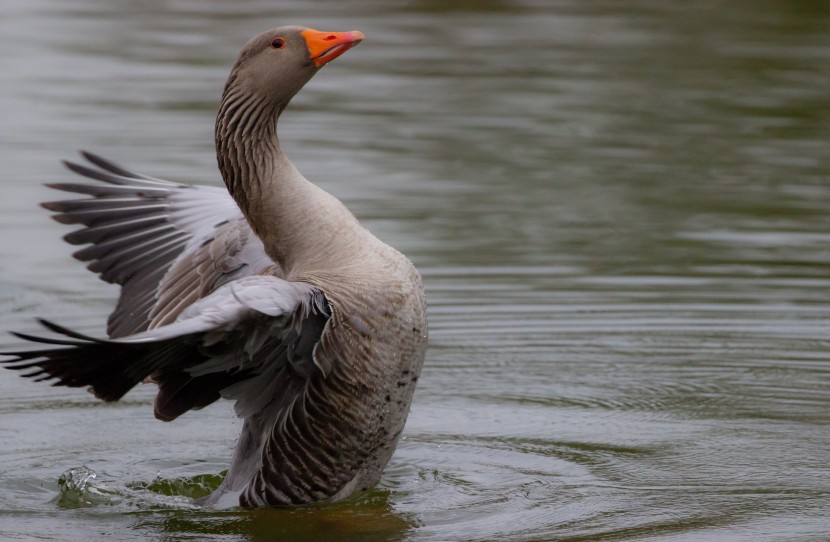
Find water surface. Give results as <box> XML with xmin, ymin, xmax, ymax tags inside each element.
<box><xmin>1</xmin><ymin>1</ymin><xmax>829</xmax><ymax>540</ymax></box>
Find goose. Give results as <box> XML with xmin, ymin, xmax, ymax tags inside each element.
<box><xmin>0</xmin><ymin>26</ymin><xmax>427</xmax><ymax>508</ymax></box>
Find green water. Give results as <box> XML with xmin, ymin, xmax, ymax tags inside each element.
<box><xmin>1</xmin><ymin>1</ymin><xmax>829</xmax><ymax>540</ymax></box>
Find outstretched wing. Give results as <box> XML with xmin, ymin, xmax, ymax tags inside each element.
<box><xmin>44</xmin><ymin>151</ymin><xmax>276</xmax><ymax>338</ymax></box>
<box><xmin>0</xmin><ymin>275</ymin><xmax>330</xmax><ymax>422</ymax></box>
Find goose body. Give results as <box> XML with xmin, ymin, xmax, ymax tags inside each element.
<box><xmin>1</xmin><ymin>26</ymin><xmax>427</xmax><ymax>508</ymax></box>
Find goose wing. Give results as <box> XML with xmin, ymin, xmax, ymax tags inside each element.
<box><xmin>0</xmin><ymin>275</ymin><xmax>330</xmax><ymax>422</ymax></box>
<box><xmin>44</xmin><ymin>151</ymin><xmax>275</xmax><ymax>338</ymax></box>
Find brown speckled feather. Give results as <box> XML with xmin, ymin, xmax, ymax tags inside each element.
<box><xmin>149</xmin><ymin>217</ymin><xmax>277</xmax><ymax>328</ymax></box>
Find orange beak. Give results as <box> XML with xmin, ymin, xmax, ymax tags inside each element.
<box><xmin>301</xmin><ymin>29</ymin><xmax>365</xmax><ymax>68</ymax></box>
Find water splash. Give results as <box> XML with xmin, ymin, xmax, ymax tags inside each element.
<box><xmin>53</xmin><ymin>466</ymin><xmax>222</xmax><ymax>510</ymax></box>
<box><xmin>55</xmin><ymin>466</ymin><xmax>120</xmax><ymax>508</ymax></box>
<box><xmin>129</xmin><ymin>472</ymin><xmax>225</xmax><ymax>501</ymax></box>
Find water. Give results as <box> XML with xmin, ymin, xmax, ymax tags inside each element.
<box><xmin>1</xmin><ymin>1</ymin><xmax>829</xmax><ymax>540</ymax></box>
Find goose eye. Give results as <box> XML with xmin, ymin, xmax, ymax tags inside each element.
<box><xmin>271</xmin><ymin>37</ymin><xmax>286</xmax><ymax>49</ymax></box>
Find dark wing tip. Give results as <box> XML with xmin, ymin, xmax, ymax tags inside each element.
<box><xmin>35</xmin><ymin>318</ymin><xmax>106</xmax><ymax>343</ymax></box>
<box><xmin>0</xmin><ymin>319</ymin><xmax>144</xmax><ymax>402</ymax></box>
<box><xmin>80</xmin><ymin>150</ymin><xmax>108</xmax><ymax>166</ymax></box>
<box><xmin>1</xmin><ymin>320</ymin><xmax>104</xmax><ymax>360</ymax></box>
<box><xmin>40</xmin><ymin>200</ymin><xmax>64</xmax><ymax>212</ymax></box>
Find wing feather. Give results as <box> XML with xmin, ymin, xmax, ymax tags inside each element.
<box><xmin>44</xmin><ymin>151</ymin><xmax>277</xmax><ymax>338</ymax></box>
<box><xmin>148</xmin><ymin>218</ymin><xmax>275</xmax><ymax>328</ymax></box>
<box><xmin>79</xmin><ymin>149</ymin><xmax>160</xmax><ymax>180</ymax></box>
<box><xmin>1</xmin><ymin>276</ymin><xmax>330</xmax><ymax>421</ymax></box>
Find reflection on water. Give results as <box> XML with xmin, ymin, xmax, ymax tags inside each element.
<box><xmin>1</xmin><ymin>1</ymin><xmax>829</xmax><ymax>541</ymax></box>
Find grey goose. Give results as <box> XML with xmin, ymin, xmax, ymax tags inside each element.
<box><xmin>1</xmin><ymin>26</ymin><xmax>428</xmax><ymax>508</ymax></box>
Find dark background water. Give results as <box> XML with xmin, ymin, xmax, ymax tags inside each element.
<box><xmin>1</xmin><ymin>1</ymin><xmax>829</xmax><ymax>540</ymax></box>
